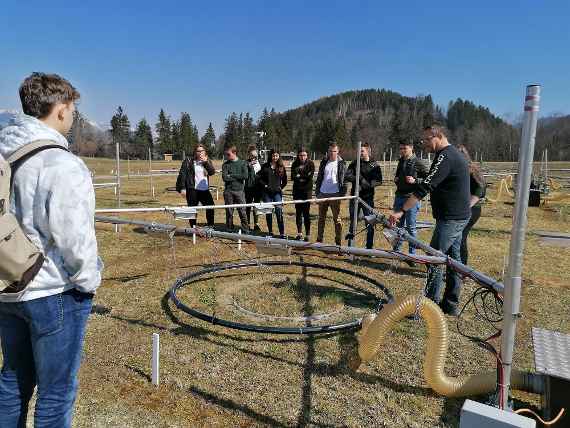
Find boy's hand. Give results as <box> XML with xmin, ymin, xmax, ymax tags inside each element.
<box><xmin>405</xmin><ymin>176</ymin><xmax>416</xmax><ymax>184</ymax></box>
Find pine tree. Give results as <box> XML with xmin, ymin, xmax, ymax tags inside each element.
<box><xmin>132</xmin><ymin>118</ymin><xmax>153</xmax><ymax>159</ymax></box>
<box><xmin>178</xmin><ymin>112</ymin><xmax>194</xmax><ymax>157</ymax></box>
<box><xmin>155</xmin><ymin>109</ymin><xmax>172</xmax><ymax>155</ymax></box>
<box><xmin>201</xmin><ymin>122</ymin><xmax>216</xmax><ymax>148</ymax></box>
<box><xmin>224</xmin><ymin>112</ymin><xmax>240</xmax><ymax>148</ymax></box>
<box><xmin>110</xmin><ymin>106</ymin><xmax>130</xmax><ymax>156</ymax></box>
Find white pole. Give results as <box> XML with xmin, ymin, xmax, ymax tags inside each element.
<box><xmin>238</xmin><ymin>229</ymin><xmax>242</xmax><ymax>251</ymax></box>
<box><xmin>499</xmin><ymin>84</ymin><xmax>541</xmax><ymax>408</ymax></box>
<box><xmin>152</xmin><ymin>333</ymin><xmax>160</xmax><ymax>386</ymax></box>
<box><xmin>348</xmin><ymin>141</ymin><xmax>362</xmax><ymax>247</ymax></box>
<box><xmin>115</xmin><ymin>142</ymin><xmax>121</xmax><ymax>233</ymax></box>
<box><xmin>149</xmin><ymin>147</ymin><xmax>154</xmax><ymax>199</ymax></box>
<box><xmin>192</xmin><ymin>232</ymin><xmax>196</xmax><ymax>244</ymax></box>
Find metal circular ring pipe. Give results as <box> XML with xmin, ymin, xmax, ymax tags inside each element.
<box><xmin>169</xmin><ymin>260</ymin><xmax>394</xmax><ymax>335</ymax></box>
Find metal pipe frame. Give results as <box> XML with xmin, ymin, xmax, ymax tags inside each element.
<box><xmin>499</xmin><ymin>85</ymin><xmax>541</xmax><ymax>408</ymax></box>
<box><xmin>95</xmin><ymin>195</ymin><xmax>357</xmax><ymax>214</ymax></box>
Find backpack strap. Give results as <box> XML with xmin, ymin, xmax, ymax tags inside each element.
<box><xmin>7</xmin><ymin>140</ymin><xmax>69</xmax><ymax>187</ymax></box>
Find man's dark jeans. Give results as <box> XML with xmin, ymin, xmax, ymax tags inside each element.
<box><xmin>425</xmin><ymin>218</ymin><xmax>470</xmax><ymax>312</ymax></box>
<box><xmin>348</xmin><ymin>194</ymin><xmax>375</xmax><ymax>249</ymax></box>
<box><xmin>0</xmin><ymin>288</ymin><xmax>93</xmax><ymax>428</ymax></box>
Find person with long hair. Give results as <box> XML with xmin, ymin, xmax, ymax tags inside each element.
<box><xmin>457</xmin><ymin>145</ymin><xmax>486</xmax><ymax>264</ymax></box>
<box><xmin>258</xmin><ymin>149</ymin><xmax>288</xmax><ymax>237</ymax></box>
<box><xmin>176</xmin><ymin>144</ymin><xmax>216</xmax><ymax>227</ymax></box>
<box><xmin>291</xmin><ymin>147</ymin><xmax>315</xmax><ymax>240</ymax></box>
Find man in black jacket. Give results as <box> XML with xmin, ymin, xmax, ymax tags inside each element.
<box><xmin>315</xmin><ymin>142</ymin><xmax>346</xmax><ymax>245</ymax></box>
<box><xmin>176</xmin><ymin>144</ymin><xmax>216</xmax><ymax>227</ymax></box>
<box><xmin>392</xmin><ymin>141</ymin><xmax>429</xmax><ymax>255</ymax></box>
<box><xmin>345</xmin><ymin>142</ymin><xmax>382</xmax><ymax>249</ymax></box>
<box><xmin>389</xmin><ymin>126</ymin><xmax>470</xmax><ymax>315</ymax></box>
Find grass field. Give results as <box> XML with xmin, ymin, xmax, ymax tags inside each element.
<box><xmin>16</xmin><ymin>157</ymin><xmax>570</xmax><ymax>426</ymax></box>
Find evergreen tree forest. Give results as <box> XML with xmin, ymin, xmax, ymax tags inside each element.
<box><xmin>71</xmin><ymin>88</ymin><xmax>569</xmax><ymax>161</ymax></box>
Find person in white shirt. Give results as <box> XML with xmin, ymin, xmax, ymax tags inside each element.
<box><xmin>314</xmin><ymin>142</ymin><xmax>347</xmax><ymax>245</ymax></box>
<box><xmin>175</xmin><ymin>144</ymin><xmax>216</xmax><ymax>227</ymax></box>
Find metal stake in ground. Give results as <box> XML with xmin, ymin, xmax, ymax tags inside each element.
<box><xmin>348</xmin><ymin>141</ymin><xmax>362</xmax><ymax>248</ymax></box>
<box><xmin>499</xmin><ymin>84</ymin><xmax>541</xmax><ymax>409</ymax></box>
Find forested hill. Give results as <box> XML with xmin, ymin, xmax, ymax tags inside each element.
<box><xmin>252</xmin><ymin>89</ymin><xmax>521</xmax><ymax>161</ymax></box>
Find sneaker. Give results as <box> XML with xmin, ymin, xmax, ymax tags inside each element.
<box><xmin>439</xmin><ymin>303</ymin><xmax>459</xmax><ymax>317</ymax></box>
<box><xmin>295</xmin><ymin>234</ymin><xmax>303</xmax><ymax>240</ymax></box>
<box><xmin>279</xmin><ymin>234</ymin><xmax>286</xmax><ymax>240</ymax></box>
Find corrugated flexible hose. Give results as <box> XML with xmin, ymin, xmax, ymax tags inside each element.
<box><xmin>349</xmin><ymin>295</ymin><xmax>543</xmax><ymax>398</ymax></box>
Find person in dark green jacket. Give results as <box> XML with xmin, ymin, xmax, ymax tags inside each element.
<box><xmin>222</xmin><ymin>145</ymin><xmax>249</xmax><ymax>231</ymax></box>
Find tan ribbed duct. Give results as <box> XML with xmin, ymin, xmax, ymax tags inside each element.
<box><xmin>350</xmin><ymin>295</ymin><xmax>542</xmax><ymax>397</ymax></box>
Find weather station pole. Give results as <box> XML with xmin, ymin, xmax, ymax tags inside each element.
<box><xmin>348</xmin><ymin>141</ymin><xmax>362</xmax><ymax>247</ymax></box>
<box><xmin>499</xmin><ymin>84</ymin><xmax>541</xmax><ymax>408</ymax></box>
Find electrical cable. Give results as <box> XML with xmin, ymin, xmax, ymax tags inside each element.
<box><xmin>515</xmin><ymin>408</ymin><xmax>565</xmax><ymax>426</ymax></box>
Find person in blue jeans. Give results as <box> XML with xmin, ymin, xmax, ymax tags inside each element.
<box><xmin>392</xmin><ymin>141</ymin><xmax>429</xmax><ymax>258</ymax></box>
<box><xmin>258</xmin><ymin>149</ymin><xmax>288</xmax><ymax>237</ymax></box>
<box><xmin>389</xmin><ymin>126</ymin><xmax>470</xmax><ymax>315</ymax></box>
<box><xmin>0</xmin><ymin>73</ymin><xmax>102</xmax><ymax>427</ymax></box>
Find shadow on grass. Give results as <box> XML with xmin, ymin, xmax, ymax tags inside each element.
<box><xmin>187</xmin><ymin>385</ymin><xmax>289</xmax><ymax>428</ymax></box>
<box><xmin>354</xmin><ymin>258</ymin><xmax>428</xmax><ymax>279</ymax></box>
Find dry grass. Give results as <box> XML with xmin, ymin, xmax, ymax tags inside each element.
<box><xmin>9</xmin><ymin>157</ymin><xmax>570</xmax><ymax>427</ymax></box>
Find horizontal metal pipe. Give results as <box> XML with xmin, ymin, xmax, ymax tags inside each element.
<box><xmin>95</xmin><ymin>195</ymin><xmax>357</xmax><ymax>214</ymax></box>
<box><xmin>94</xmin><ymin>215</ymin><xmax>448</xmax><ymax>265</ymax></box>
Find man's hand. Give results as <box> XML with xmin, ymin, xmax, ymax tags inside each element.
<box><xmin>388</xmin><ymin>211</ymin><xmax>404</xmax><ymax>227</ymax></box>
<box><xmin>200</xmin><ymin>153</ymin><xmax>207</xmax><ymax>162</ymax></box>
<box><xmin>405</xmin><ymin>176</ymin><xmax>416</xmax><ymax>184</ymax></box>
<box><xmin>180</xmin><ymin>189</ymin><xmax>186</xmax><ymax>197</ymax></box>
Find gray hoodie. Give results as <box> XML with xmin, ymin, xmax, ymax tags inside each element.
<box><xmin>0</xmin><ymin>112</ymin><xmax>102</xmax><ymax>302</ymax></box>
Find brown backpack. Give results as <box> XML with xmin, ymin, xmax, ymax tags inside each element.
<box><xmin>0</xmin><ymin>141</ymin><xmax>68</xmax><ymax>294</ymax></box>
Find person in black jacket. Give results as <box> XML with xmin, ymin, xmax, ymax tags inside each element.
<box><xmin>258</xmin><ymin>149</ymin><xmax>288</xmax><ymax>237</ymax></box>
<box><xmin>291</xmin><ymin>147</ymin><xmax>315</xmax><ymax>241</ymax></box>
<box><xmin>389</xmin><ymin>126</ymin><xmax>470</xmax><ymax>316</ymax></box>
<box><xmin>345</xmin><ymin>142</ymin><xmax>382</xmax><ymax>249</ymax></box>
<box><xmin>245</xmin><ymin>145</ymin><xmax>262</xmax><ymax>232</ymax></box>
<box><xmin>176</xmin><ymin>144</ymin><xmax>216</xmax><ymax>227</ymax></box>
<box><xmin>392</xmin><ymin>141</ymin><xmax>429</xmax><ymax>255</ymax></box>
<box><xmin>457</xmin><ymin>145</ymin><xmax>486</xmax><ymax>265</ymax></box>
<box><xmin>315</xmin><ymin>142</ymin><xmax>347</xmax><ymax>246</ymax></box>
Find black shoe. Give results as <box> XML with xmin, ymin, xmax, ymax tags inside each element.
<box><xmin>279</xmin><ymin>234</ymin><xmax>286</xmax><ymax>240</ymax></box>
<box><xmin>253</xmin><ymin>224</ymin><xmax>261</xmax><ymax>232</ymax></box>
<box><xmin>440</xmin><ymin>303</ymin><xmax>459</xmax><ymax>317</ymax></box>
<box><xmin>304</xmin><ymin>236</ymin><xmax>310</xmax><ymax>242</ymax></box>
<box><xmin>295</xmin><ymin>234</ymin><xmax>303</xmax><ymax>241</ymax></box>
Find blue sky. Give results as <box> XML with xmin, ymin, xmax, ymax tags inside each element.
<box><xmin>1</xmin><ymin>0</ymin><xmax>568</xmax><ymax>135</ymax></box>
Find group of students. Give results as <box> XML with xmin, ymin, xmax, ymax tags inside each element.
<box><xmin>176</xmin><ymin>141</ymin><xmax>383</xmax><ymax>246</ymax></box>
<box><xmin>0</xmin><ymin>72</ymin><xmax>488</xmax><ymax>427</ymax></box>
<box><xmin>176</xmin><ymin>128</ymin><xmax>486</xmax><ymax>317</ymax></box>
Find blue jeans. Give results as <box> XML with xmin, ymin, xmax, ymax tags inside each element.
<box><xmin>425</xmin><ymin>218</ymin><xmax>470</xmax><ymax>311</ymax></box>
<box><xmin>392</xmin><ymin>195</ymin><xmax>421</xmax><ymax>254</ymax></box>
<box><xmin>0</xmin><ymin>288</ymin><xmax>93</xmax><ymax>428</ymax></box>
<box><xmin>262</xmin><ymin>192</ymin><xmax>284</xmax><ymax>235</ymax></box>
<box><xmin>348</xmin><ymin>195</ymin><xmax>375</xmax><ymax>249</ymax></box>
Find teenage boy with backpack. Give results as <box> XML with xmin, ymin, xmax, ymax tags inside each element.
<box><xmin>0</xmin><ymin>72</ymin><xmax>102</xmax><ymax>427</ymax></box>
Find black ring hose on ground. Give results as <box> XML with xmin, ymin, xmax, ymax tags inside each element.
<box><xmin>169</xmin><ymin>260</ymin><xmax>393</xmax><ymax>335</ymax></box>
